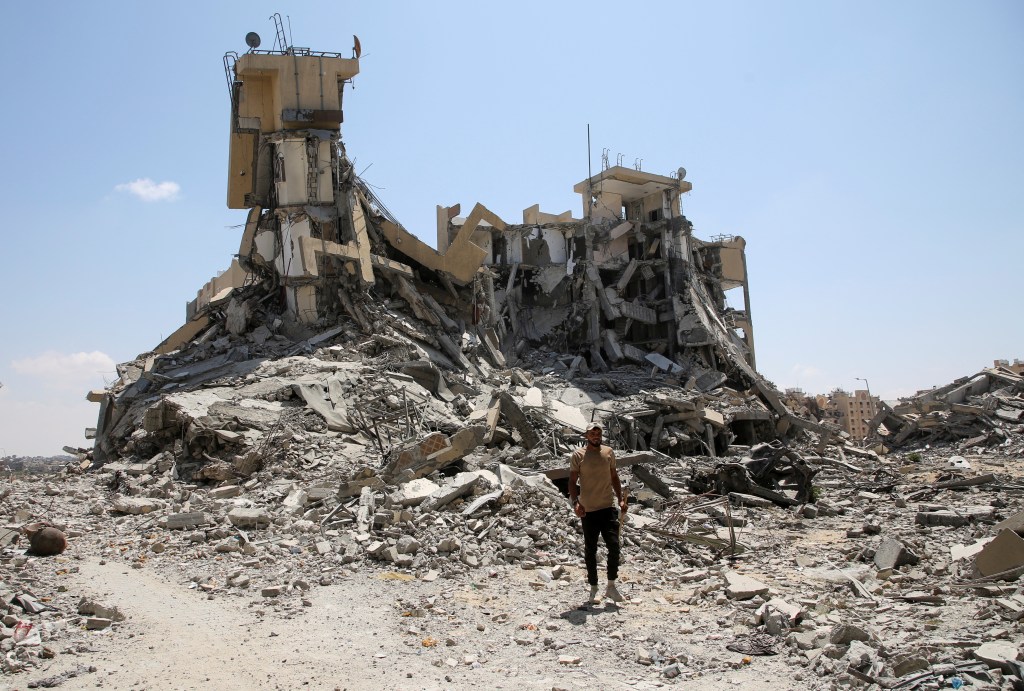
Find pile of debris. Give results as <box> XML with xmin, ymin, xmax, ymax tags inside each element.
<box><xmin>870</xmin><ymin>366</ymin><xmax>1024</xmax><ymax>451</ymax></box>
<box><xmin>4</xmin><ymin>26</ymin><xmax>1023</xmax><ymax>688</ymax></box>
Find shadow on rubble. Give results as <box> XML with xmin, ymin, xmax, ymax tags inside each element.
<box><xmin>558</xmin><ymin>601</ymin><xmax>621</xmax><ymax>625</ymax></box>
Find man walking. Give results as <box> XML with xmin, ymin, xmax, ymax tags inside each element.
<box><xmin>568</xmin><ymin>422</ymin><xmax>628</xmax><ymax>604</ymax></box>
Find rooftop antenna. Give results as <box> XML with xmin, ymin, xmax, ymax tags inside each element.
<box><xmin>587</xmin><ymin>125</ymin><xmax>593</xmax><ymax>182</ymax></box>
<box><xmin>269</xmin><ymin>13</ymin><xmax>288</xmax><ymax>53</ymax></box>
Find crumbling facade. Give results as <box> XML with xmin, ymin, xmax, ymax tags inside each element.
<box><xmin>206</xmin><ymin>32</ymin><xmax>759</xmax><ymax>379</ymax></box>
<box><xmin>89</xmin><ymin>28</ymin><xmax>830</xmax><ymax>473</ymax></box>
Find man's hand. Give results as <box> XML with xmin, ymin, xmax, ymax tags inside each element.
<box><xmin>574</xmin><ymin>502</ymin><xmax>586</xmax><ymax>518</ymax></box>
<box><xmin>619</xmin><ymin>498</ymin><xmax>628</xmax><ymax>515</ymax></box>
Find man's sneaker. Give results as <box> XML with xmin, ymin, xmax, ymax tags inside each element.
<box><xmin>588</xmin><ymin>585</ymin><xmax>601</xmax><ymax>604</ymax></box>
<box><xmin>605</xmin><ymin>581</ymin><xmax>624</xmax><ymax>602</ymax></box>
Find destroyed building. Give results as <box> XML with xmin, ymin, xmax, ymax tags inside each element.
<box><xmin>87</xmin><ymin>25</ymin><xmax>828</xmax><ymax>474</ymax></box>
<box><xmin>7</xmin><ymin>24</ymin><xmax>1023</xmax><ymax>689</ymax></box>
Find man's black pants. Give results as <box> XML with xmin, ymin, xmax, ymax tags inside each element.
<box><xmin>582</xmin><ymin>507</ymin><xmax>621</xmax><ymax>585</ymax></box>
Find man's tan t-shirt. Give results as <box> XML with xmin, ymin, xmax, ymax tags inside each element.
<box><xmin>569</xmin><ymin>445</ymin><xmax>616</xmax><ymax>512</ymax></box>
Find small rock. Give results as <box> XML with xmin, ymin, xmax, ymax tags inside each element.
<box><xmin>830</xmin><ymin>623</ymin><xmax>871</xmax><ymax>645</ymax></box>
<box><xmin>396</xmin><ymin>536</ymin><xmax>421</xmax><ymax>555</ymax></box>
<box><xmin>78</xmin><ymin>599</ymin><xmax>125</xmax><ymax>622</ymax></box>
<box><xmin>891</xmin><ymin>655</ymin><xmax>929</xmax><ymax>677</ymax></box>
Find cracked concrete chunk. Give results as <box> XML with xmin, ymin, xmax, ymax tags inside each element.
<box><xmin>873</xmin><ymin>537</ymin><xmax>919</xmax><ymax>570</ymax></box>
<box><xmin>392</xmin><ymin>478</ymin><xmax>441</xmax><ymax>507</ymax></box>
<box><xmin>227</xmin><ymin>507</ymin><xmax>272</xmax><ymax>528</ymax></box>
<box><xmin>829</xmin><ymin>623</ymin><xmax>871</xmax><ymax>645</ymax></box>
<box><xmin>974</xmin><ymin>641</ymin><xmax>1023</xmax><ymax>672</ymax></box>
<box><xmin>111</xmin><ymin>496</ymin><xmax>165</xmax><ymax>515</ymax></box>
<box><xmin>723</xmin><ymin>571</ymin><xmax>769</xmax><ymax>600</ymax></box>
<box><xmin>975</xmin><ymin>529</ymin><xmax>1024</xmax><ymax>577</ymax></box>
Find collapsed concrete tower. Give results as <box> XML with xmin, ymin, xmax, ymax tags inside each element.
<box><xmin>225</xmin><ymin>28</ymin><xmax>363</xmax><ymax>319</ymax></box>
<box><xmin>88</xmin><ymin>22</ymin><xmax>821</xmax><ymax>469</ymax></box>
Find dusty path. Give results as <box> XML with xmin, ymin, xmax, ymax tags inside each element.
<box><xmin>11</xmin><ymin>557</ymin><xmax>804</xmax><ymax>691</ymax></box>
<box><xmin>17</xmin><ymin>558</ymin><xmax>480</xmax><ymax>690</ymax></box>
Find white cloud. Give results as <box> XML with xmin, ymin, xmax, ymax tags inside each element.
<box><xmin>11</xmin><ymin>350</ymin><xmax>116</xmax><ymax>391</ymax></box>
<box><xmin>114</xmin><ymin>178</ymin><xmax>181</xmax><ymax>202</ymax></box>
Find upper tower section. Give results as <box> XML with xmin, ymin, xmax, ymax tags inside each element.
<box><xmin>225</xmin><ymin>17</ymin><xmax>360</xmax><ymax>209</ymax></box>
<box><xmin>573</xmin><ymin>166</ymin><xmax>691</xmax><ymax>224</ymax></box>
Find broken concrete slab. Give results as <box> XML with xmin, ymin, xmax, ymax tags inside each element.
<box><xmin>547</xmin><ymin>400</ymin><xmax>588</xmax><ymax>431</ymax></box>
<box><xmin>111</xmin><ymin>496</ymin><xmax>165</xmax><ymax>515</ymax></box>
<box><xmin>993</xmin><ymin>509</ymin><xmax>1024</xmax><ymax>535</ymax></box>
<box><xmin>159</xmin><ymin>512</ymin><xmax>207</xmax><ymax>530</ymax></box>
<box><xmin>974</xmin><ymin>640</ymin><xmax>1023</xmax><ymax>673</ymax></box>
<box><xmin>419</xmin><ymin>474</ymin><xmax>486</xmax><ymax>513</ymax></box>
<box><xmin>392</xmin><ymin>478</ymin><xmax>441</xmax><ymax>507</ymax></box>
<box><xmin>950</xmin><ymin>537</ymin><xmax>995</xmax><ymax>563</ymax></box>
<box><xmin>723</xmin><ymin>571</ymin><xmax>769</xmax><ymax>600</ymax></box>
<box><xmin>974</xmin><ymin>529</ymin><xmax>1024</xmax><ymax>578</ymax></box>
<box><xmin>829</xmin><ymin>623</ymin><xmax>872</xmax><ymax>645</ymax></box>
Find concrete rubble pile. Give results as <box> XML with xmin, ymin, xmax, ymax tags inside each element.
<box><xmin>870</xmin><ymin>366</ymin><xmax>1024</xmax><ymax>451</ymax></box>
<box><xmin>5</xmin><ymin>411</ymin><xmax>1024</xmax><ymax>686</ymax></box>
<box><xmin>3</xmin><ymin>30</ymin><xmax>1023</xmax><ymax>689</ymax></box>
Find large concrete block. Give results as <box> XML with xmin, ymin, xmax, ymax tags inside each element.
<box><xmin>874</xmin><ymin>537</ymin><xmax>919</xmax><ymax>570</ymax></box>
<box><xmin>227</xmin><ymin>507</ymin><xmax>272</xmax><ymax>528</ymax></box>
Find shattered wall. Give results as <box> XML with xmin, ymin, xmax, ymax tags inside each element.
<box><xmin>89</xmin><ymin>33</ymin><xmax>834</xmax><ymax>477</ymax></box>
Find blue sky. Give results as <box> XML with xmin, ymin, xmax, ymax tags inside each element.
<box><xmin>1</xmin><ymin>1</ymin><xmax>1021</xmax><ymax>456</ymax></box>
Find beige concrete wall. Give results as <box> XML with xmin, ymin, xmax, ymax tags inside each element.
<box><xmin>380</xmin><ymin>220</ymin><xmax>487</xmax><ymax>284</ymax></box>
<box><xmin>587</xmin><ymin>190</ymin><xmax>623</xmax><ymax>222</ymax></box>
<box><xmin>194</xmin><ymin>259</ymin><xmax>248</xmax><ymax>314</ymax></box>
<box><xmin>228</xmin><ymin>53</ymin><xmax>358</xmax><ymax>209</ymax></box>
<box><xmin>234</xmin><ymin>53</ymin><xmax>358</xmax><ymax>132</ymax></box>
<box><xmin>523</xmin><ymin>204</ymin><xmax>574</xmax><ymax>224</ymax></box>
<box><xmin>718</xmin><ymin>238</ymin><xmax>748</xmax><ymax>289</ymax></box>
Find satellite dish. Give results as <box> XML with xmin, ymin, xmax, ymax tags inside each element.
<box><xmin>676</xmin><ymin>166</ymin><xmax>687</xmax><ymax>181</ymax></box>
<box><xmin>245</xmin><ymin>32</ymin><xmax>261</xmax><ymax>49</ymax></box>
<box><xmin>353</xmin><ymin>34</ymin><xmax>362</xmax><ymax>59</ymax></box>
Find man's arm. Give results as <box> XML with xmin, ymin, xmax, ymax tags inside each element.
<box><xmin>568</xmin><ymin>469</ymin><xmax>585</xmax><ymax>517</ymax></box>
<box><xmin>610</xmin><ymin>467</ymin><xmax>627</xmax><ymax>515</ymax></box>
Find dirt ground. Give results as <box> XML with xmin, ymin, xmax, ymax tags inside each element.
<box><xmin>6</xmin><ymin>544</ymin><xmax>812</xmax><ymax>691</ymax></box>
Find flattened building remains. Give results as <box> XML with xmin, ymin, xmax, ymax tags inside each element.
<box><xmin>89</xmin><ymin>30</ymin><xmax>831</xmax><ymax>518</ymax></box>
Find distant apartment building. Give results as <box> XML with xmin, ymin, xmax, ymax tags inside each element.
<box><xmin>830</xmin><ymin>389</ymin><xmax>880</xmax><ymax>439</ymax></box>
<box><xmin>994</xmin><ymin>359</ymin><xmax>1024</xmax><ymax>375</ymax></box>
